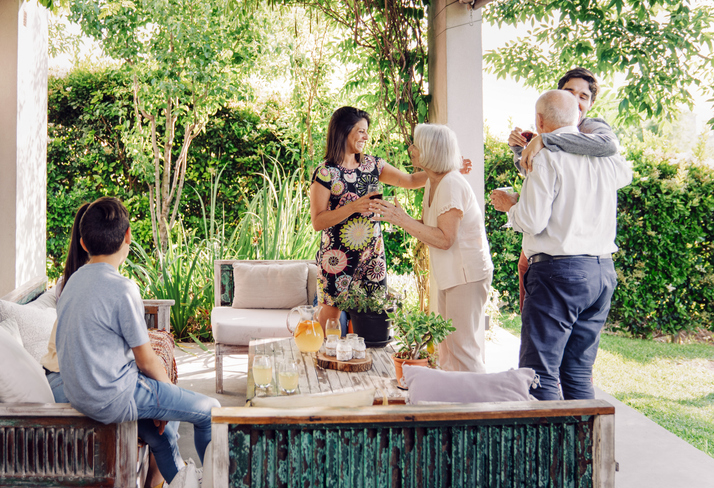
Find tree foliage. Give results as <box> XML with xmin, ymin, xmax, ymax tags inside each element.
<box><xmin>256</xmin><ymin>0</ymin><xmax>430</xmax><ymax>143</ymax></box>
<box><xmin>46</xmin><ymin>67</ymin><xmax>299</xmax><ymax>278</ymax></box>
<box><xmin>483</xmin><ymin>0</ymin><xmax>714</xmax><ymax>128</ymax></box>
<box><xmin>68</xmin><ymin>0</ymin><xmax>263</xmax><ymax>253</ymax></box>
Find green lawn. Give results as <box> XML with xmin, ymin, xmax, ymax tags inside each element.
<box><xmin>496</xmin><ymin>313</ymin><xmax>714</xmax><ymax>458</ymax></box>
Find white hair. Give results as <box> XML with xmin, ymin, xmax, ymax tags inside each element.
<box><xmin>413</xmin><ymin>124</ymin><xmax>462</xmax><ymax>174</ymax></box>
<box><xmin>537</xmin><ymin>90</ymin><xmax>579</xmax><ymax>128</ymax></box>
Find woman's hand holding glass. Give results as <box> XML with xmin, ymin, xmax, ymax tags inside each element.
<box><xmin>369</xmin><ymin>196</ymin><xmax>407</xmax><ymax>228</ymax></box>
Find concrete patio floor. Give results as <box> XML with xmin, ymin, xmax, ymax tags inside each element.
<box><xmin>174</xmin><ymin>327</ymin><xmax>714</xmax><ymax>487</ymax></box>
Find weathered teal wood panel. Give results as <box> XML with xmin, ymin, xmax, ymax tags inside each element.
<box><xmin>228</xmin><ymin>416</ymin><xmax>598</xmax><ymax>488</ymax></box>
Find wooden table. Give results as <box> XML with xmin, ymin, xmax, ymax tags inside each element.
<box><xmin>247</xmin><ymin>338</ymin><xmax>408</xmax><ymax>405</ymax></box>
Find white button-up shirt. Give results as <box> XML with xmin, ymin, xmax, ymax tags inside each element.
<box><xmin>508</xmin><ymin>126</ymin><xmax>633</xmax><ymax>258</ymax></box>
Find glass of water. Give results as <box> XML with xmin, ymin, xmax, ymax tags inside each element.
<box><xmin>495</xmin><ymin>186</ymin><xmax>516</xmax><ymax>228</ymax></box>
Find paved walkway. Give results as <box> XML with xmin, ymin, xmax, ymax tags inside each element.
<box><xmin>174</xmin><ymin>330</ymin><xmax>714</xmax><ymax>487</ymax></box>
<box><xmin>485</xmin><ymin>326</ymin><xmax>714</xmax><ymax>488</ymax></box>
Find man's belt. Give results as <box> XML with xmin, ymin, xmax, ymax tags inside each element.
<box><xmin>528</xmin><ymin>253</ymin><xmax>612</xmax><ymax>265</ymax></box>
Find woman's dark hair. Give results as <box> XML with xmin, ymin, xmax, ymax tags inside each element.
<box><xmin>324</xmin><ymin>106</ymin><xmax>370</xmax><ymax>165</ymax></box>
<box><xmin>79</xmin><ymin>197</ymin><xmax>131</xmax><ymax>256</ymax></box>
<box><xmin>62</xmin><ymin>203</ymin><xmax>91</xmax><ymax>288</ymax></box>
<box><xmin>557</xmin><ymin>67</ymin><xmax>599</xmax><ymax>103</ymax></box>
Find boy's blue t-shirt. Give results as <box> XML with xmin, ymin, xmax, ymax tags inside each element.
<box><xmin>56</xmin><ymin>262</ymin><xmax>149</xmax><ymax>424</ymax></box>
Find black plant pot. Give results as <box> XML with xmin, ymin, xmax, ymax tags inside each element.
<box><xmin>347</xmin><ymin>310</ymin><xmax>391</xmax><ymax>348</ymax></box>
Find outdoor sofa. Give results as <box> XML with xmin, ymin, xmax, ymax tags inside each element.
<box><xmin>0</xmin><ymin>276</ymin><xmax>174</xmax><ymax>488</ymax></box>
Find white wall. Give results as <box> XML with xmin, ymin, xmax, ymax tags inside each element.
<box><xmin>0</xmin><ymin>0</ymin><xmax>47</xmax><ymax>296</ymax></box>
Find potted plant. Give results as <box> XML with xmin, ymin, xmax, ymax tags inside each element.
<box><xmin>335</xmin><ymin>283</ymin><xmax>401</xmax><ymax>347</ymax></box>
<box><xmin>388</xmin><ymin>309</ymin><xmax>456</xmax><ymax>387</ymax></box>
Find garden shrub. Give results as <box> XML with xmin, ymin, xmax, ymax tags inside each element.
<box><xmin>483</xmin><ymin>132</ymin><xmax>523</xmax><ymax>313</ymax></box>
<box><xmin>47</xmin><ymin>67</ymin><xmax>299</xmax><ymax>278</ymax></box>
<box><xmin>483</xmin><ymin>132</ymin><xmax>714</xmax><ymax>337</ymax></box>
<box><xmin>610</xmin><ymin>145</ymin><xmax>713</xmax><ymax>337</ymax></box>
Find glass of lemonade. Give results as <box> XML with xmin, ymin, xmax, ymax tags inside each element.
<box><xmin>278</xmin><ymin>359</ymin><xmax>300</xmax><ymax>394</ymax></box>
<box><xmin>253</xmin><ymin>355</ymin><xmax>273</xmax><ymax>389</ymax></box>
<box><xmin>325</xmin><ymin>318</ymin><xmax>341</xmax><ymax>339</ymax></box>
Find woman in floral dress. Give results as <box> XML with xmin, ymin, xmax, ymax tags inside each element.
<box><xmin>310</xmin><ymin>106</ymin><xmax>428</xmax><ymax>329</ymax></box>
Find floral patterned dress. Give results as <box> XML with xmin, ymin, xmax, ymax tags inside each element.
<box><xmin>311</xmin><ymin>154</ymin><xmax>387</xmax><ymax>307</ymax></box>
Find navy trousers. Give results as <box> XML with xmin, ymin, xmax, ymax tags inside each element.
<box><xmin>519</xmin><ymin>256</ymin><xmax>617</xmax><ymax>401</ymax></box>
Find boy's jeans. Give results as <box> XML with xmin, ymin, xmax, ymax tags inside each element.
<box><xmin>134</xmin><ymin>373</ymin><xmax>220</xmax><ymax>483</ymax></box>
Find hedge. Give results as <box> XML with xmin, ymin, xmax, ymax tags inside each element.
<box><xmin>484</xmin><ymin>133</ymin><xmax>714</xmax><ymax>338</ymax></box>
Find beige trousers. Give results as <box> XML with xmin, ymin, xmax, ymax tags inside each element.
<box><xmin>437</xmin><ymin>272</ymin><xmax>492</xmax><ymax>373</ymax></box>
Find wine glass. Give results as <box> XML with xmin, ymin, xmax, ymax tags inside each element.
<box><xmin>325</xmin><ymin>318</ymin><xmax>341</xmax><ymax>339</ymax></box>
<box><xmin>278</xmin><ymin>359</ymin><xmax>299</xmax><ymax>394</ymax></box>
<box><xmin>253</xmin><ymin>355</ymin><xmax>273</xmax><ymax>390</ymax></box>
<box><xmin>381</xmin><ymin>185</ymin><xmax>395</xmax><ymax>233</ymax></box>
<box><xmin>367</xmin><ymin>182</ymin><xmax>383</xmax><ymax>200</ymax></box>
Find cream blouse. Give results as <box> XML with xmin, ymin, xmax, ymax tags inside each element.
<box><xmin>423</xmin><ymin>171</ymin><xmax>493</xmax><ymax>290</ymax></box>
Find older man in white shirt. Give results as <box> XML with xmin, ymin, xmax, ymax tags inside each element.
<box><xmin>493</xmin><ymin>90</ymin><xmax>632</xmax><ymax>401</ymax></box>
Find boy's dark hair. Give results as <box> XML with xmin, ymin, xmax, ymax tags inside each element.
<box><xmin>557</xmin><ymin>67</ymin><xmax>599</xmax><ymax>103</ymax></box>
<box><xmin>324</xmin><ymin>106</ymin><xmax>370</xmax><ymax>165</ymax></box>
<box><xmin>62</xmin><ymin>202</ymin><xmax>90</xmax><ymax>287</ymax></box>
<box><xmin>79</xmin><ymin>197</ymin><xmax>130</xmax><ymax>256</ymax></box>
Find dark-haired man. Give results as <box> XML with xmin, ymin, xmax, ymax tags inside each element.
<box><xmin>56</xmin><ymin>196</ymin><xmax>220</xmax><ymax>484</ymax></box>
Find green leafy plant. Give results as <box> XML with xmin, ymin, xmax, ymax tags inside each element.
<box><xmin>124</xmin><ymin>227</ymin><xmax>210</xmax><ymax>344</ymax></box>
<box><xmin>389</xmin><ymin>309</ymin><xmax>455</xmax><ymax>361</ymax></box>
<box><xmin>335</xmin><ymin>283</ymin><xmax>401</xmax><ymax>314</ymax></box>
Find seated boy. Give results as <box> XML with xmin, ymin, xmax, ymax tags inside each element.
<box><xmin>56</xmin><ymin>196</ymin><xmax>220</xmax><ymax>485</ymax></box>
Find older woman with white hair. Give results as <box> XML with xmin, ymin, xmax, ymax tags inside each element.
<box><xmin>370</xmin><ymin>124</ymin><xmax>493</xmax><ymax>373</ymax></box>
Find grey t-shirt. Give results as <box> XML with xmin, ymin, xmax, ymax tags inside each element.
<box><xmin>56</xmin><ymin>262</ymin><xmax>149</xmax><ymax>424</ymax></box>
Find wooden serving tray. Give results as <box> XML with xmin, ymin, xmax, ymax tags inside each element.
<box><xmin>316</xmin><ymin>352</ymin><xmax>372</xmax><ymax>372</ymax></box>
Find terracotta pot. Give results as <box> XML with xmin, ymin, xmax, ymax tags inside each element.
<box><xmin>392</xmin><ymin>354</ymin><xmax>429</xmax><ymax>389</ymax></box>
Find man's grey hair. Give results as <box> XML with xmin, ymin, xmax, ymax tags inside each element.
<box><xmin>413</xmin><ymin>124</ymin><xmax>462</xmax><ymax>174</ymax></box>
<box><xmin>536</xmin><ymin>90</ymin><xmax>579</xmax><ymax>128</ymax></box>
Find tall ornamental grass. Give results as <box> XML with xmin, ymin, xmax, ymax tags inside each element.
<box><xmin>125</xmin><ymin>165</ymin><xmax>319</xmax><ymax>342</ymax></box>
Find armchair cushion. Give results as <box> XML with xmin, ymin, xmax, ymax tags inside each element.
<box><xmin>212</xmin><ymin>307</ymin><xmax>292</xmax><ymax>344</ymax></box>
<box><xmin>0</xmin><ymin>327</ymin><xmax>54</xmax><ymax>403</ymax></box>
<box><xmin>0</xmin><ymin>291</ymin><xmax>57</xmax><ymax>363</ymax></box>
<box><xmin>232</xmin><ymin>262</ymin><xmax>308</xmax><ymax>309</ymax></box>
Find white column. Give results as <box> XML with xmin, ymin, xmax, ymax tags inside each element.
<box><xmin>0</xmin><ymin>0</ymin><xmax>47</xmax><ymax>296</ymax></box>
<box><xmin>428</xmin><ymin>2</ymin><xmax>487</xmax><ymax>360</ymax></box>
<box><xmin>429</xmin><ymin>0</ymin><xmax>485</xmax><ymax>210</ymax></box>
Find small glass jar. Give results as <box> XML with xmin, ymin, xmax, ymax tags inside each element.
<box><xmin>346</xmin><ymin>333</ymin><xmax>358</xmax><ymax>349</ymax></box>
<box><xmin>325</xmin><ymin>335</ymin><xmax>338</xmax><ymax>357</ymax></box>
<box><xmin>336</xmin><ymin>338</ymin><xmax>353</xmax><ymax>361</ymax></box>
<box><xmin>352</xmin><ymin>337</ymin><xmax>366</xmax><ymax>360</ymax></box>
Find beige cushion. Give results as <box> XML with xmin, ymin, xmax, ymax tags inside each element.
<box><xmin>0</xmin><ymin>327</ymin><xmax>54</xmax><ymax>403</ymax></box>
<box><xmin>250</xmin><ymin>388</ymin><xmax>375</xmax><ymax>408</ymax></box>
<box><xmin>307</xmin><ymin>263</ymin><xmax>318</xmax><ymax>305</ymax></box>
<box><xmin>232</xmin><ymin>263</ymin><xmax>308</xmax><ymax>309</ymax></box>
<box><xmin>402</xmin><ymin>365</ymin><xmax>538</xmax><ymax>404</ymax></box>
<box><xmin>0</xmin><ymin>291</ymin><xmax>57</xmax><ymax>364</ymax></box>
<box><xmin>212</xmin><ymin>307</ymin><xmax>293</xmax><ymax>345</ymax></box>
